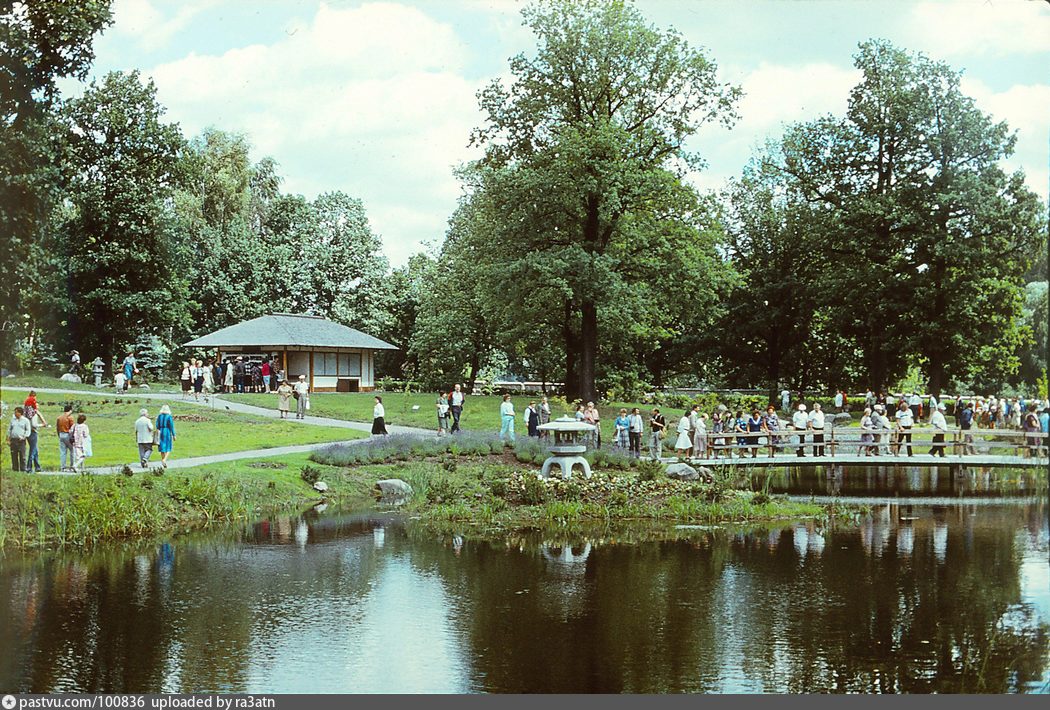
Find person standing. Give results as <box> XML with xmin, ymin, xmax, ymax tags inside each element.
<box><xmin>450</xmin><ymin>384</ymin><xmax>465</xmax><ymax>433</ymax></box>
<box><xmin>648</xmin><ymin>408</ymin><xmax>666</xmax><ymax>460</ymax></box>
<box><xmin>539</xmin><ymin>395</ymin><xmax>552</xmax><ymax>437</ymax></box>
<box><xmin>122</xmin><ymin>351</ymin><xmax>137</xmax><ymax>390</ymax></box>
<box><xmin>1022</xmin><ymin>408</ymin><xmax>1041</xmax><ymax>458</ymax></box>
<box><xmin>22</xmin><ymin>392</ymin><xmax>47</xmax><ymax>472</ymax></box>
<box><xmin>584</xmin><ymin>402</ymin><xmax>601</xmax><ymax>449</ymax></box>
<box><xmin>792</xmin><ymin>404</ymin><xmax>808</xmax><ymax>457</ymax></box>
<box><xmin>69</xmin><ymin>350</ymin><xmax>81</xmax><ymax>376</ymax></box>
<box><xmin>276</xmin><ymin>379</ymin><xmax>294</xmax><ymax>419</ymax></box>
<box><xmin>526</xmin><ymin>401</ymin><xmax>540</xmax><ymax>437</ymax></box>
<box><xmin>929</xmin><ymin>403</ymin><xmax>948</xmax><ymax>457</ymax></box>
<box><xmin>780</xmin><ymin>389</ymin><xmax>790</xmax><ymax>413</ymax></box>
<box><xmin>908</xmin><ymin>392</ymin><xmax>922</xmax><ymax>422</ymax></box>
<box><xmin>372</xmin><ymin>396</ymin><xmax>388</xmax><ymax>436</ymax></box>
<box><xmin>860</xmin><ymin>407</ymin><xmax>876</xmax><ymax>456</ymax></box>
<box><xmin>674</xmin><ymin>409</ymin><xmax>692</xmax><ymax>457</ymax></box>
<box><xmin>192</xmin><ymin>360</ymin><xmax>205</xmax><ymax>401</ymax></box>
<box><xmin>436</xmin><ymin>393</ymin><xmax>451</xmax><ymax>435</ymax></box>
<box><xmin>135</xmin><ymin>409</ymin><xmax>155</xmax><ymax>469</ymax></box>
<box><xmin>155</xmin><ymin>405</ymin><xmax>176</xmax><ymax>468</ymax></box>
<box><xmin>71</xmin><ymin>414</ymin><xmax>91</xmax><ymax>472</ymax></box>
<box><xmin>614</xmin><ymin>408</ymin><xmax>631</xmax><ymax>451</ymax></box>
<box><xmin>746</xmin><ymin>408</ymin><xmax>764</xmax><ymax>458</ymax></box>
<box><xmin>7</xmin><ymin>406</ymin><xmax>30</xmax><ymax>473</ymax></box>
<box><xmin>499</xmin><ymin>394</ymin><xmax>516</xmax><ymax>442</ymax></box>
<box><xmin>294</xmin><ymin>375</ymin><xmax>310</xmax><ymax>419</ymax></box>
<box><xmin>834</xmin><ymin>390</ymin><xmax>844</xmax><ymax>414</ymax></box>
<box><xmin>628</xmin><ymin>407</ymin><xmax>644</xmax><ymax>459</ymax></box>
<box><xmin>261</xmin><ymin>359</ymin><xmax>271</xmax><ymax>392</ymax></box>
<box><xmin>234</xmin><ymin>357</ymin><xmax>245</xmax><ymax>394</ymax></box>
<box><xmin>180</xmin><ymin>361</ymin><xmax>192</xmax><ymax>399</ymax></box>
<box><xmin>203</xmin><ymin>358</ymin><xmax>215</xmax><ymax>395</ymax></box>
<box><xmin>960</xmin><ymin>400</ymin><xmax>975</xmax><ymax>455</ymax></box>
<box><xmin>687</xmin><ymin>404</ymin><xmax>700</xmax><ymax>458</ymax></box>
<box><xmin>808</xmin><ymin>403</ymin><xmax>826</xmax><ymax>457</ymax></box>
<box><xmin>895</xmin><ymin>399</ymin><xmax>914</xmax><ymax>456</ymax></box>
<box><xmin>763</xmin><ymin>405</ymin><xmax>781</xmax><ymax>454</ymax></box>
<box><xmin>56</xmin><ymin>404</ymin><xmax>75</xmax><ymax>471</ymax></box>
<box><xmin>223</xmin><ymin>359</ymin><xmax>234</xmax><ymax>393</ymax></box>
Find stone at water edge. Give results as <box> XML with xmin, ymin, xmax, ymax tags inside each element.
<box><xmin>666</xmin><ymin>463</ymin><xmax>699</xmax><ymax>481</ymax></box>
<box><xmin>697</xmin><ymin>466</ymin><xmax>714</xmax><ymax>483</ymax></box>
<box><xmin>59</xmin><ymin>373</ymin><xmax>81</xmax><ymax>383</ymax></box>
<box><xmin>375</xmin><ymin>479</ymin><xmax>413</xmax><ymax>496</ymax></box>
<box><xmin>313</xmin><ymin>481</ymin><xmax>329</xmax><ymax>493</ymax></box>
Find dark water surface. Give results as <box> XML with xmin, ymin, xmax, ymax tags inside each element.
<box><xmin>1</xmin><ymin>468</ymin><xmax>1047</xmax><ymax>693</ymax></box>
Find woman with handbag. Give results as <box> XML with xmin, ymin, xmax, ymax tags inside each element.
<box><xmin>156</xmin><ymin>405</ymin><xmax>177</xmax><ymax>468</ymax></box>
<box><xmin>276</xmin><ymin>379</ymin><xmax>294</xmax><ymax>419</ymax></box>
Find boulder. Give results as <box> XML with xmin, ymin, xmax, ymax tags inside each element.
<box><xmin>313</xmin><ymin>481</ymin><xmax>329</xmax><ymax>493</ymax></box>
<box><xmin>832</xmin><ymin>412</ymin><xmax>853</xmax><ymax>425</ymax></box>
<box><xmin>666</xmin><ymin>463</ymin><xmax>698</xmax><ymax>481</ymax></box>
<box><xmin>375</xmin><ymin>478</ymin><xmax>413</xmax><ymax>497</ymax></box>
<box><xmin>138</xmin><ymin>383</ymin><xmax>150</xmax><ymax>389</ymax></box>
<box><xmin>59</xmin><ymin>373</ymin><xmax>82</xmax><ymax>383</ymax></box>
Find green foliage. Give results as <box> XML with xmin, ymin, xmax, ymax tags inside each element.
<box><xmin>635</xmin><ymin>459</ymin><xmax>664</xmax><ymax>482</ymax></box>
<box><xmin>299</xmin><ymin>466</ymin><xmax>322</xmax><ymax>485</ymax></box>
<box><xmin>520</xmin><ymin>473</ymin><xmax>549</xmax><ymax>505</ymax></box>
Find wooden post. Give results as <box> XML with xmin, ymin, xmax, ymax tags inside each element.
<box><xmin>308</xmin><ymin>349</ymin><xmax>314</xmax><ymax>391</ymax></box>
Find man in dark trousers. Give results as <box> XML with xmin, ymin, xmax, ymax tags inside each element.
<box><xmin>450</xmin><ymin>383</ymin><xmax>465</xmax><ymax>433</ymax></box>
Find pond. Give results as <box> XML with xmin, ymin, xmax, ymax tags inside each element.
<box><xmin>0</xmin><ymin>467</ymin><xmax>1047</xmax><ymax>693</ymax></box>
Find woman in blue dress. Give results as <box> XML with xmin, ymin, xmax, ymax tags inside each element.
<box><xmin>156</xmin><ymin>404</ymin><xmax>177</xmax><ymax>467</ymax></box>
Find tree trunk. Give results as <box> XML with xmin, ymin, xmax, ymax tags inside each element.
<box><xmin>563</xmin><ymin>300</ymin><xmax>578</xmax><ymax>401</ymax></box>
<box><xmin>465</xmin><ymin>340</ymin><xmax>481</xmax><ymax>394</ymax></box>
<box><xmin>578</xmin><ymin>299</ymin><xmax>598</xmax><ymax>404</ymax></box>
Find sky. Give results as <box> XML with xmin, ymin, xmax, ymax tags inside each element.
<box><xmin>59</xmin><ymin>0</ymin><xmax>1050</xmax><ymax>266</ymax></box>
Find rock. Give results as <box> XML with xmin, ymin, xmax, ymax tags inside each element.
<box><xmin>59</xmin><ymin>373</ymin><xmax>81</xmax><ymax>383</ymax></box>
<box><xmin>666</xmin><ymin>463</ymin><xmax>698</xmax><ymax>481</ymax></box>
<box><xmin>697</xmin><ymin>466</ymin><xmax>714</xmax><ymax>483</ymax></box>
<box><xmin>832</xmin><ymin>412</ymin><xmax>853</xmax><ymax>425</ymax></box>
<box><xmin>139</xmin><ymin>383</ymin><xmax>150</xmax><ymax>389</ymax></box>
<box><xmin>313</xmin><ymin>481</ymin><xmax>329</xmax><ymax>493</ymax></box>
<box><xmin>375</xmin><ymin>478</ymin><xmax>413</xmax><ymax>497</ymax></box>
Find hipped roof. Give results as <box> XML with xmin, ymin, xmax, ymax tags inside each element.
<box><xmin>183</xmin><ymin>313</ymin><xmax>397</xmax><ymax>350</ymax></box>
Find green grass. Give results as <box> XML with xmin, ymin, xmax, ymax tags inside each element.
<box><xmin>0</xmin><ymin>452</ymin><xmax>364</xmax><ymax>548</ymax></box>
<box><xmin>4</xmin><ymin>371</ymin><xmax>182</xmax><ymax>393</ymax></box>
<box><xmin>0</xmin><ymin>390</ymin><xmax>363</xmax><ymax>469</ymax></box>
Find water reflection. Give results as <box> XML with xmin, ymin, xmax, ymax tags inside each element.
<box><xmin>2</xmin><ymin>496</ymin><xmax>1047</xmax><ymax>694</ymax></box>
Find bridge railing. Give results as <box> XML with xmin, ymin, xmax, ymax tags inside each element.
<box><xmin>682</xmin><ymin>426</ymin><xmax>1048</xmax><ymax>460</ymax></box>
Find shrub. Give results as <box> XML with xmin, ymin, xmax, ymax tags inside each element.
<box><xmin>488</xmin><ymin>478</ymin><xmax>509</xmax><ymax>498</ymax></box>
<box><xmin>636</xmin><ymin>459</ymin><xmax>664</xmax><ymax>482</ymax></box>
<box><xmin>520</xmin><ymin>473</ymin><xmax>548</xmax><ymax>505</ymax></box>
<box><xmin>426</xmin><ymin>477</ymin><xmax>460</xmax><ymax>504</ymax></box>
<box><xmin>752</xmin><ymin>492</ymin><xmax>771</xmax><ymax>506</ymax></box>
<box><xmin>300</xmin><ymin>466</ymin><xmax>322</xmax><ymax>485</ymax></box>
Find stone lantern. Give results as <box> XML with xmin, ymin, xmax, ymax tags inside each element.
<box><xmin>536</xmin><ymin>416</ymin><xmax>596</xmax><ymax>479</ymax></box>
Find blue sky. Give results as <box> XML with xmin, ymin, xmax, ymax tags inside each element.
<box><xmin>62</xmin><ymin>0</ymin><xmax>1050</xmax><ymax>265</ymax></box>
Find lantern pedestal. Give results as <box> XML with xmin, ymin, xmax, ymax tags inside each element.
<box><xmin>537</xmin><ymin>417</ymin><xmax>596</xmax><ymax>480</ymax></box>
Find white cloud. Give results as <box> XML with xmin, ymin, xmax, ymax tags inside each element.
<box><xmin>108</xmin><ymin>0</ymin><xmax>218</xmax><ymax>50</ymax></box>
<box><xmin>961</xmin><ymin>78</ymin><xmax>1050</xmax><ymax>201</ymax></box>
<box><xmin>141</xmin><ymin>2</ymin><xmax>484</xmax><ymax>265</ymax></box>
<box><xmin>909</xmin><ymin>0</ymin><xmax>1050</xmax><ymax>56</ymax></box>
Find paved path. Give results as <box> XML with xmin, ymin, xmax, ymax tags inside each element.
<box><xmin>3</xmin><ymin>386</ymin><xmax>433</xmax><ymax>475</ymax></box>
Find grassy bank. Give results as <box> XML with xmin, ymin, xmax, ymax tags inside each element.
<box><xmin>3</xmin><ymin>372</ymin><xmax>182</xmax><ymax>394</ymax></box>
<box><xmin>0</xmin><ymin>390</ymin><xmax>363</xmax><ymax>469</ymax></box>
<box><xmin>0</xmin><ymin>453</ymin><xmax>360</xmax><ymax>548</ymax></box>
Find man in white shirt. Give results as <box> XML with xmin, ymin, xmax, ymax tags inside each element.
<box><xmin>294</xmin><ymin>375</ymin><xmax>310</xmax><ymax>419</ymax></box>
<box><xmin>908</xmin><ymin>392</ymin><xmax>922</xmax><ymax>421</ymax></box>
<box><xmin>833</xmin><ymin>391</ymin><xmax>843</xmax><ymax>413</ymax></box>
<box><xmin>895</xmin><ymin>401</ymin><xmax>914</xmax><ymax>456</ymax></box>
<box><xmin>450</xmin><ymin>384</ymin><xmax>465</xmax><ymax>433</ymax></box>
<box><xmin>791</xmin><ymin>404</ymin><xmax>808</xmax><ymax>457</ymax></box>
<box><xmin>929</xmin><ymin>403</ymin><xmax>948</xmax><ymax>457</ymax></box>
<box><xmin>808</xmin><ymin>403</ymin><xmax>826</xmax><ymax>456</ymax></box>
<box><xmin>135</xmin><ymin>409</ymin><xmax>155</xmax><ymax>468</ymax></box>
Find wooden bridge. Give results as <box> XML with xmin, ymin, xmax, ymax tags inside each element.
<box><xmin>657</xmin><ymin>426</ymin><xmax>1049</xmax><ymax>470</ymax></box>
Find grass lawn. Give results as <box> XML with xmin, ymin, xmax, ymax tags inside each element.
<box><xmin>0</xmin><ymin>390</ymin><xmax>363</xmax><ymax>470</ymax></box>
<box><xmin>3</xmin><ymin>371</ymin><xmax>182</xmax><ymax>394</ymax></box>
<box><xmin>225</xmin><ymin>391</ymin><xmax>661</xmax><ymax>438</ymax></box>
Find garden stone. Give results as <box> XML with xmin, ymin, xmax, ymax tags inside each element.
<box><xmin>832</xmin><ymin>412</ymin><xmax>852</xmax><ymax>425</ymax></box>
<box><xmin>375</xmin><ymin>479</ymin><xmax>413</xmax><ymax>497</ymax></box>
<box><xmin>313</xmin><ymin>481</ymin><xmax>329</xmax><ymax>493</ymax></box>
<box><xmin>666</xmin><ymin>463</ymin><xmax>698</xmax><ymax>481</ymax></box>
<box><xmin>59</xmin><ymin>373</ymin><xmax>81</xmax><ymax>383</ymax></box>
<box><xmin>697</xmin><ymin>466</ymin><xmax>714</xmax><ymax>483</ymax></box>
<box><xmin>139</xmin><ymin>384</ymin><xmax>150</xmax><ymax>389</ymax></box>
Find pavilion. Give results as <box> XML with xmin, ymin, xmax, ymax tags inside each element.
<box><xmin>183</xmin><ymin>313</ymin><xmax>397</xmax><ymax>392</ymax></box>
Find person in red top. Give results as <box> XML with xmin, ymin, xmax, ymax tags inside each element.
<box><xmin>261</xmin><ymin>359</ymin><xmax>272</xmax><ymax>392</ymax></box>
<box><xmin>56</xmin><ymin>404</ymin><xmax>76</xmax><ymax>471</ymax></box>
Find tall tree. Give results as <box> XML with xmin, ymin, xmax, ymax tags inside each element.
<box><xmin>46</xmin><ymin>70</ymin><xmax>187</xmax><ymax>364</ymax></box>
<box><xmin>0</xmin><ymin>0</ymin><xmax>112</xmax><ymax>364</ymax></box>
<box><xmin>468</xmin><ymin>0</ymin><xmax>739</xmax><ymax>401</ymax></box>
<box><xmin>779</xmin><ymin>40</ymin><xmax>1044</xmax><ymax>393</ymax></box>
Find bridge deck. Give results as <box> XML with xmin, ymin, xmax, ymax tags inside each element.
<box><xmin>658</xmin><ymin>453</ymin><xmax>1047</xmax><ymax>469</ymax></box>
